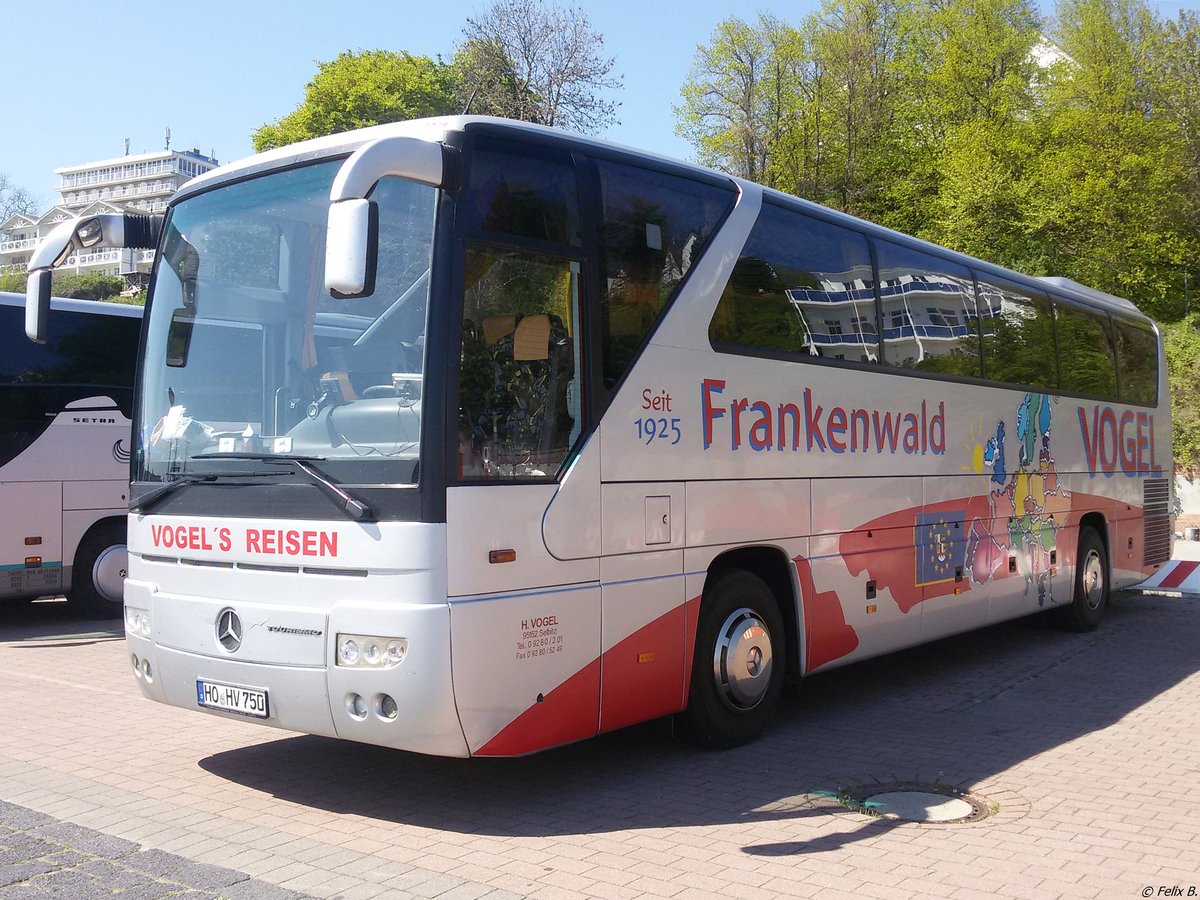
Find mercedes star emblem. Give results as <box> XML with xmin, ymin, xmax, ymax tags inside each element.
<box><xmin>216</xmin><ymin>608</ymin><xmax>242</xmax><ymax>652</ymax></box>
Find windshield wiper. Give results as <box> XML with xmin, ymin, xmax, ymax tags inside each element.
<box><xmin>276</xmin><ymin>456</ymin><xmax>375</xmax><ymax>521</ymax></box>
<box><xmin>195</xmin><ymin>452</ymin><xmax>375</xmax><ymax>521</ymax></box>
<box><xmin>134</xmin><ymin>470</ymin><xmax>287</xmax><ymax>513</ymax></box>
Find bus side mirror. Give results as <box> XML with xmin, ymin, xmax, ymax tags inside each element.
<box><xmin>324</xmin><ymin>135</ymin><xmax>444</xmax><ymax>299</ymax></box>
<box><xmin>25</xmin><ymin>212</ymin><xmax>162</xmax><ymax>343</ymax></box>
<box><xmin>325</xmin><ymin>199</ymin><xmax>378</xmax><ymax>298</ymax></box>
<box><xmin>25</xmin><ymin>270</ymin><xmax>52</xmax><ymax>344</ymax></box>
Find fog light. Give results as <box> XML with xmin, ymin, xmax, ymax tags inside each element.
<box><xmin>131</xmin><ymin>654</ymin><xmax>141</xmax><ymax>676</ymax></box>
<box><xmin>141</xmin><ymin>659</ymin><xmax>153</xmax><ymax>682</ymax></box>
<box><xmin>335</xmin><ymin>634</ymin><xmax>407</xmax><ymax>668</ymax></box>
<box><xmin>347</xmin><ymin>693</ymin><xmax>367</xmax><ymax>719</ymax></box>
<box><xmin>378</xmin><ymin>694</ymin><xmax>398</xmax><ymax>720</ymax></box>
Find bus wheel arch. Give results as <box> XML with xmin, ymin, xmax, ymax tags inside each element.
<box><xmin>68</xmin><ymin>518</ymin><xmax>127</xmax><ymax>619</ymax></box>
<box><xmin>1053</xmin><ymin>516</ymin><xmax>1109</xmax><ymax>632</ymax></box>
<box><xmin>682</xmin><ymin>548</ymin><xmax>796</xmax><ymax>748</ymax></box>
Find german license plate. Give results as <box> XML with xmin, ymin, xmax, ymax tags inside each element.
<box><xmin>196</xmin><ymin>679</ymin><xmax>269</xmax><ymax>718</ymax></box>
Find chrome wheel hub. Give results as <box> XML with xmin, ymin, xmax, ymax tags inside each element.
<box><xmin>712</xmin><ymin>607</ymin><xmax>774</xmax><ymax>710</ymax></box>
<box><xmin>1081</xmin><ymin>548</ymin><xmax>1104</xmax><ymax>611</ymax></box>
<box><xmin>92</xmin><ymin>544</ymin><xmax>128</xmax><ymax>605</ymax></box>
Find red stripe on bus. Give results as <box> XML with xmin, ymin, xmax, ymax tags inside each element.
<box><xmin>598</xmin><ymin>602</ymin><xmax>689</xmax><ymax>734</ymax></box>
<box><xmin>795</xmin><ymin>556</ymin><xmax>859</xmax><ymax>673</ymax></box>
<box><xmin>1159</xmin><ymin>560</ymin><xmax>1199</xmax><ymax>589</ymax></box>
<box><xmin>476</xmin><ymin>596</ymin><xmax>703</xmax><ymax>756</ymax></box>
<box><xmin>474</xmin><ymin>659</ymin><xmax>601</xmax><ymax>757</ymax></box>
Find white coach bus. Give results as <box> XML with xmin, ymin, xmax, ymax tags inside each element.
<box><xmin>25</xmin><ymin>117</ymin><xmax>1172</xmax><ymax>755</ymax></box>
<box><xmin>2</xmin><ymin>292</ymin><xmax>140</xmax><ymax>617</ymax></box>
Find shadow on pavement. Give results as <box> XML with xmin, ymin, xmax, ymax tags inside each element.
<box><xmin>195</xmin><ymin>590</ymin><xmax>1198</xmax><ymax>852</ymax></box>
<box><xmin>0</xmin><ymin>596</ymin><xmax>123</xmax><ymax>643</ymax></box>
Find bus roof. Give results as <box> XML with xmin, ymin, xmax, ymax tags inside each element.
<box><xmin>174</xmin><ymin>116</ymin><xmax>672</xmax><ymax>205</ymax></box>
<box><xmin>170</xmin><ymin>116</ymin><xmax>1151</xmax><ymax>326</ymax></box>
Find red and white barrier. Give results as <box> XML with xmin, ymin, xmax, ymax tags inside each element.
<box><xmin>1136</xmin><ymin>559</ymin><xmax>1200</xmax><ymax>595</ymax></box>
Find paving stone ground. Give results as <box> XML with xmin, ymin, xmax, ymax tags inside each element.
<box><xmin>0</xmin><ymin>798</ymin><xmax>309</xmax><ymax>899</ymax></box>
<box><xmin>1</xmin><ymin>546</ymin><xmax>1199</xmax><ymax>899</ymax></box>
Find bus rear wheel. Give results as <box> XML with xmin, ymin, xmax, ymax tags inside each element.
<box><xmin>68</xmin><ymin>522</ymin><xmax>127</xmax><ymax>620</ymax></box>
<box><xmin>1053</xmin><ymin>527</ymin><xmax>1108</xmax><ymax>632</ymax></box>
<box><xmin>682</xmin><ymin>569</ymin><xmax>785</xmax><ymax>748</ymax></box>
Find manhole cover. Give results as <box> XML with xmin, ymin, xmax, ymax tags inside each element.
<box><xmin>863</xmin><ymin>791</ymin><xmax>976</xmax><ymax>822</ymax></box>
<box><xmin>839</xmin><ymin>781</ymin><xmax>993</xmax><ymax>824</ymax></box>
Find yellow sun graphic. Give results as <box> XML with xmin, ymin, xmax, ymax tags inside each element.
<box><xmin>961</xmin><ymin>415</ymin><xmax>986</xmax><ymax>474</ymax></box>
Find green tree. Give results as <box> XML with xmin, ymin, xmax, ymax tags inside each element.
<box><xmin>1164</xmin><ymin>315</ymin><xmax>1200</xmax><ymax>471</ymax></box>
<box><xmin>1024</xmin><ymin>0</ymin><xmax>1196</xmax><ymax>318</ymax></box>
<box><xmin>1147</xmin><ymin>11</ymin><xmax>1200</xmax><ymax>309</ymax></box>
<box><xmin>53</xmin><ymin>273</ymin><xmax>128</xmax><ymax>303</ymax></box>
<box><xmin>1152</xmin><ymin>11</ymin><xmax>1200</xmax><ymax>180</ymax></box>
<box><xmin>676</xmin><ymin>0</ymin><xmax>1036</xmax><ymax>226</ymax></box>
<box><xmin>252</xmin><ymin>50</ymin><xmax>458</xmax><ymax>151</ymax></box>
<box><xmin>675</xmin><ymin>16</ymin><xmax>793</xmax><ymax>185</ymax></box>
<box><xmin>802</xmin><ymin>0</ymin><xmax>909</xmax><ymax>218</ymax></box>
<box><xmin>891</xmin><ymin>0</ymin><xmax>1042</xmax><ymax>242</ymax></box>
<box><xmin>0</xmin><ymin>272</ymin><xmax>131</xmax><ymax>304</ymax></box>
<box><xmin>904</xmin><ymin>0</ymin><xmax>1042</xmax><ymax>131</ymax></box>
<box><xmin>924</xmin><ymin>119</ymin><xmax>1040</xmax><ymax>267</ymax></box>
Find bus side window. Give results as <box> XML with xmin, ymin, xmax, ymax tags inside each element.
<box><xmin>710</xmin><ymin>202</ymin><xmax>877</xmax><ymax>365</ymax></box>
<box><xmin>462</xmin><ymin>137</ymin><xmax>580</xmax><ymax>246</ymax></box>
<box><xmin>595</xmin><ymin>160</ymin><xmax>734</xmax><ymax>390</ymax></box>
<box><xmin>1055</xmin><ymin>301</ymin><xmax>1117</xmax><ymax>398</ymax></box>
<box><xmin>875</xmin><ymin>241</ymin><xmax>980</xmax><ymax>377</ymax></box>
<box><xmin>457</xmin><ymin>247</ymin><xmax>582</xmax><ymax>480</ymax></box>
<box><xmin>1113</xmin><ymin>318</ymin><xmax>1158</xmax><ymax>405</ymax></box>
<box><xmin>976</xmin><ymin>278</ymin><xmax>1057</xmax><ymax>390</ymax></box>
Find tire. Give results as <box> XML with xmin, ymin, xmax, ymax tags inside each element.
<box><xmin>681</xmin><ymin>569</ymin><xmax>786</xmax><ymax>748</ymax></box>
<box><xmin>1053</xmin><ymin>527</ymin><xmax>1108</xmax><ymax>632</ymax></box>
<box><xmin>68</xmin><ymin>522</ymin><xmax>127</xmax><ymax>619</ymax></box>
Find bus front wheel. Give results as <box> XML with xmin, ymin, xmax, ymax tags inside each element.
<box><xmin>682</xmin><ymin>569</ymin><xmax>785</xmax><ymax>748</ymax></box>
<box><xmin>1054</xmin><ymin>527</ymin><xmax>1108</xmax><ymax>632</ymax></box>
<box><xmin>69</xmin><ymin>522</ymin><xmax>127</xmax><ymax>620</ymax></box>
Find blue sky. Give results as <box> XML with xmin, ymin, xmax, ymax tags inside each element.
<box><xmin>2</xmin><ymin>0</ymin><xmax>798</xmax><ymax>207</ymax></box>
<box><xmin>5</xmin><ymin>0</ymin><xmax>1197</xmax><ymax>209</ymax></box>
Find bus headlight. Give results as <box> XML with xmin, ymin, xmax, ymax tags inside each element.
<box><xmin>336</xmin><ymin>633</ymin><xmax>407</xmax><ymax>668</ymax></box>
<box><xmin>125</xmin><ymin>606</ymin><xmax>152</xmax><ymax>638</ymax></box>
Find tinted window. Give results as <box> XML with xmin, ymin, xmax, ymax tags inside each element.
<box><xmin>875</xmin><ymin>241</ymin><xmax>980</xmax><ymax>377</ymax></box>
<box><xmin>1054</xmin><ymin>300</ymin><xmax>1117</xmax><ymax>397</ymax></box>
<box><xmin>1114</xmin><ymin>319</ymin><xmax>1158</xmax><ymax>404</ymax></box>
<box><xmin>710</xmin><ymin>203</ymin><xmax>876</xmax><ymax>364</ymax></box>
<box><xmin>0</xmin><ymin>304</ymin><xmax>138</xmax><ymax>391</ymax></box>
<box><xmin>977</xmin><ymin>278</ymin><xmax>1057</xmax><ymax>389</ymax></box>
<box><xmin>458</xmin><ymin>247</ymin><xmax>583</xmax><ymax>480</ymax></box>
<box><xmin>462</xmin><ymin>137</ymin><xmax>580</xmax><ymax>246</ymax></box>
<box><xmin>597</xmin><ymin>160</ymin><xmax>734</xmax><ymax>388</ymax></box>
<box><xmin>0</xmin><ymin>303</ymin><xmax>139</xmax><ymax>468</ymax></box>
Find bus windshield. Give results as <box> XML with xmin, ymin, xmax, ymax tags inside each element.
<box><xmin>137</xmin><ymin>160</ymin><xmax>436</xmax><ymax>487</ymax></box>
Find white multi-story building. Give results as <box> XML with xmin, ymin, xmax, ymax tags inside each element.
<box><xmin>0</xmin><ymin>147</ymin><xmax>218</xmax><ymax>283</ymax></box>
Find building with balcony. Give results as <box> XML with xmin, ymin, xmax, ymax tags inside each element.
<box><xmin>0</xmin><ymin>147</ymin><xmax>218</xmax><ymax>285</ymax></box>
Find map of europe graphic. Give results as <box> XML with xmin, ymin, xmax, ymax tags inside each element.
<box><xmin>968</xmin><ymin>392</ymin><xmax>1071</xmax><ymax>605</ymax></box>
